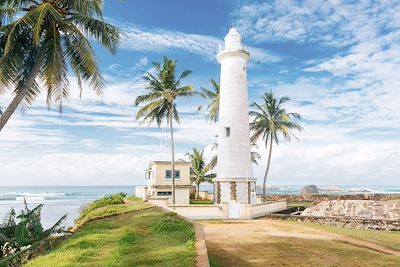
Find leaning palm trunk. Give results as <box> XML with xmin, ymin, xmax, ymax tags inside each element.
<box><xmin>262</xmin><ymin>136</ymin><xmax>273</xmax><ymax>202</ymax></box>
<box><xmin>169</xmin><ymin>112</ymin><xmax>176</xmax><ymax>204</ymax></box>
<box><xmin>0</xmin><ymin>59</ymin><xmax>41</xmax><ymax>132</ymax></box>
<box><xmin>196</xmin><ymin>183</ymin><xmax>200</xmax><ymax>199</ymax></box>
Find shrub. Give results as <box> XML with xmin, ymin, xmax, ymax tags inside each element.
<box><xmin>76</xmin><ymin>193</ymin><xmax>126</xmax><ymax>223</ymax></box>
<box><xmin>153</xmin><ymin>213</ymin><xmax>194</xmax><ymax>235</ymax></box>
<box><xmin>0</xmin><ymin>200</ymin><xmax>66</xmax><ymax>267</ymax></box>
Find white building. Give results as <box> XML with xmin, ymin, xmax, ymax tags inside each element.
<box><xmin>136</xmin><ymin>160</ymin><xmax>192</xmax><ymax>205</ymax></box>
<box><xmin>214</xmin><ymin>27</ymin><xmax>257</xmax><ymax>209</ymax></box>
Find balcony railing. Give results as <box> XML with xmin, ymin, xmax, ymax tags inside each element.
<box><xmin>218</xmin><ymin>42</ymin><xmax>248</xmax><ymax>52</ymax></box>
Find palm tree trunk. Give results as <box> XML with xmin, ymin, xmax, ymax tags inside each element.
<box><xmin>262</xmin><ymin>136</ymin><xmax>273</xmax><ymax>203</ymax></box>
<box><xmin>0</xmin><ymin>59</ymin><xmax>42</xmax><ymax>133</ymax></box>
<box><xmin>169</xmin><ymin>112</ymin><xmax>176</xmax><ymax>205</ymax></box>
<box><xmin>196</xmin><ymin>183</ymin><xmax>200</xmax><ymax>199</ymax></box>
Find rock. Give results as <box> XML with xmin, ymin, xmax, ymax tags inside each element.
<box><xmin>301</xmin><ymin>200</ymin><xmax>400</xmax><ymax>221</ymax></box>
<box><xmin>300</xmin><ymin>185</ymin><xmax>319</xmax><ymax>195</ymax></box>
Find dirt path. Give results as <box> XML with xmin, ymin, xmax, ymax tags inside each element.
<box><xmin>258</xmin><ymin>219</ymin><xmax>400</xmax><ymax>256</ymax></box>
<box><xmin>202</xmin><ymin>219</ymin><xmax>400</xmax><ymax>256</ymax></box>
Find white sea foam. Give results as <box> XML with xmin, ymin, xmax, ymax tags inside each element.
<box><xmin>16</xmin><ymin>196</ymin><xmax>45</xmax><ymax>202</ymax></box>
<box><xmin>18</xmin><ymin>192</ymin><xmax>66</xmax><ymax>197</ymax></box>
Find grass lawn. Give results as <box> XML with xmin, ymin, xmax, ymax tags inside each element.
<box><xmin>289</xmin><ymin>221</ymin><xmax>400</xmax><ymax>251</ymax></box>
<box><xmin>287</xmin><ymin>201</ymin><xmax>313</xmax><ymax>208</ymax></box>
<box><xmin>25</xmin><ymin>197</ymin><xmax>196</xmax><ymax>267</ymax></box>
<box><xmin>190</xmin><ymin>199</ymin><xmax>214</xmax><ymax>205</ymax></box>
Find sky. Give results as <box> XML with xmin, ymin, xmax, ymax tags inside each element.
<box><xmin>0</xmin><ymin>0</ymin><xmax>399</xmax><ymax>186</ymax></box>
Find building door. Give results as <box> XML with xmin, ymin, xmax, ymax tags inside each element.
<box><xmin>228</xmin><ymin>201</ymin><xmax>240</xmax><ymax>219</ymax></box>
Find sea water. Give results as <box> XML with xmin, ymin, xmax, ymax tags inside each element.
<box><xmin>0</xmin><ymin>185</ymin><xmax>398</xmax><ymax>228</ymax></box>
<box><xmin>0</xmin><ymin>186</ymin><xmax>134</xmax><ymax>228</ymax></box>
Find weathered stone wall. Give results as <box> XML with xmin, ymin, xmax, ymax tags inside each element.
<box><xmin>267</xmin><ymin>214</ymin><xmax>400</xmax><ymax>231</ymax></box>
<box><xmin>265</xmin><ymin>193</ymin><xmax>400</xmax><ymax>203</ymax></box>
<box><xmin>302</xmin><ymin>200</ymin><xmax>400</xmax><ymax>220</ymax></box>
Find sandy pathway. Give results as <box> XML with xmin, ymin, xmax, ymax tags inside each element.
<box><xmin>201</xmin><ymin>219</ymin><xmax>400</xmax><ymax>256</ymax></box>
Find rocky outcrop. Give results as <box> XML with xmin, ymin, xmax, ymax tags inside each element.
<box><xmin>300</xmin><ymin>185</ymin><xmax>319</xmax><ymax>195</ymax></box>
<box><xmin>301</xmin><ymin>200</ymin><xmax>400</xmax><ymax>221</ymax></box>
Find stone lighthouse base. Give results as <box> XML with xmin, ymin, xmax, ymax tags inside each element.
<box><xmin>214</xmin><ymin>178</ymin><xmax>257</xmax><ymax>206</ymax></box>
<box><xmin>210</xmin><ymin>178</ymin><xmax>286</xmax><ymax>219</ymax></box>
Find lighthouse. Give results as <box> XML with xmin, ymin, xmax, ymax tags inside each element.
<box><xmin>214</xmin><ymin>28</ymin><xmax>256</xmax><ymax>213</ymax></box>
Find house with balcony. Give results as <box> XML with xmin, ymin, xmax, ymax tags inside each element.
<box><xmin>136</xmin><ymin>159</ymin><xmax>192</xmax><ymax>205</ymax></box>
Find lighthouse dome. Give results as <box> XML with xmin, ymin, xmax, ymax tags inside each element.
<box><xmin>224</xmin><ymin>27</ymin><xmax>242</xmax><ymax>50</ymax></box>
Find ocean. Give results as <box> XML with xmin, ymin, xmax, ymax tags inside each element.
<box><xmin>0</xmin><ymin>185</ymin><xmax>398</xmax><ymax>228</ymax></box>
<box><xmin>0</xmin><ymin>186</ymin><xmax>134</xmax><ymax>228</ymax></box>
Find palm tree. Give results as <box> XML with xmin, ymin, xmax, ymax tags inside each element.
<box><xmin>197</xmin><ymin>78</ymin><xmax>220</xmax><ymax>122</ymax></box>
<box><xmin>186</xmin><ymin>148</ymin><xmax>215</xmax><ymax>199</ymax></box>
<box><xmin>0</xmin><ymin>0</ymin><xmax>120</xmax><ymax>132</ymax></box>
<box><xmin>250</xmin><ymin>91</ymin><xmax>302</xmax><ymax>202</ymax></box>
<box><xmin>135</xmin><ymin>57</ymin><xmax>197</xmax><ymax>204</ymax></box>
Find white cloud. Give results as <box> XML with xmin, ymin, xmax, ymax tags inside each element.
<box><xmin>252</xmin><ymin>124</ymin><xmax>400</xmax><ymax>186</ymax></box>
<box><xmin>118</xmin><ymin>22</ymin><xmax>280</xmax><ymax>64</ymax></box>
<box><xmin>236</xmin><ymin>0</ymin><xmax>400</xmax><ymax>46</ymax></box>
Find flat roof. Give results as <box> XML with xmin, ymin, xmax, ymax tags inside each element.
<box><xmin>151</xmin><ymin>160</ymin><xmax>190</xmax><ymax>164</ymax></box>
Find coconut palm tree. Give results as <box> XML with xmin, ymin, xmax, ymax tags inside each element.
<box><xmin>135</xmin><ymin>57</ymin><xmax>197</xmax><ymax>204</ymax></box>
<box><xmin>0</xmin><ymin>0</ymin><xmax>120</xmax><ymax>132</ymax></box>
<box><xmin>250</xmin><ymin>91</ymin><xmax>302</xmax><ymax>202</ymax></box>
<box><xmin>197</xmin><ymin>78</ymin><xmax>220</xmax><ymax>122</ymax></box>
<box><xmin>186</xmin><ymin>148</ymin><xmax>215</xmax><ymax>199</ymax></box>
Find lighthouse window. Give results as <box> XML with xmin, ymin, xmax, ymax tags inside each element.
<box><xmin>225</xmin><ymin>127</ymin><xmax>230</xmax><ymax>137</ymax></box>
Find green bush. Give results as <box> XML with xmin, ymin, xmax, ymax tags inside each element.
<box><xmin>0</xmin><ymin>201</ymin><xmax>66</xmax><ymax>267</ymax></box>
<box><xmin>153</xmin><ymin>213</ymin><xmax>194</xmax><ymax>235</ymax></box>
<box><xmin>76</xmin><ymin>193</ymin><xmax>126</xmax><ymax>223</ymax></box>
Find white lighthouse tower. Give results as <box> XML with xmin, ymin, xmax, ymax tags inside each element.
<box><xmin>214</xmin><ymin>28</ymin><xmax>257</xmax><ymax>213</ymax></box>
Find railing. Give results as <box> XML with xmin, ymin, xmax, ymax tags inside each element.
<box><xmin>218</xmin><ymin>42</ymin><xmax>248</xmax><ymax>52</ymax></box>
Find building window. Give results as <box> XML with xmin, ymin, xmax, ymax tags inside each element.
<box><xmin>157</xmin><ymin>191</ymin><xmax>172</xmax><ymax>196</ymax></box>
<box><xmin>165</xmin><ymin>170</ymin><xmax>180</xmax><ymax>179</ymax></box>
<box><xmin>225</xmin><ymin>127</ymin><xmax>230</xmax><ymax>137</ymax></box>
<box><xmin>145</xmin><ymin>171</ymin><xmax>151</xmax><ymax>179</ymax></box>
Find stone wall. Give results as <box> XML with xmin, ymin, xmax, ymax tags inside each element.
<box><xmin>301</xmin><ymin>200</ymin><xmax>400</xmax><ymax>221</ymax></box>
<box><xmin>267</xmin><ymin>214</ymin><xmax>400</xmax><ymax>231</ymax></box>
<box><xmin>265</xmin><ymin>193</ymin><xmax>400</xmax><ymax>203</ymax></box>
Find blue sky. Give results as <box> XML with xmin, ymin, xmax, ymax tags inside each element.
<box><xmin>1</xmin><ymin>0</ymin><xmax>399</xmax><ymax>186</ymax></box>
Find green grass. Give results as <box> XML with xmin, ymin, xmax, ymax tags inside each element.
<box><xmin>73</xmin><ymin>194</ymin><xmax>150</xmax><ymax>229</ymax></box>
<box><xmin>76</xmin><ymin>192</ymin><xmax>126</xmax><ymax>221</ymax></box>
<box><xmin>190</xmin><ymin>199</ymin><xmax>214</xmax><ymax>205</ymax></box>
<box><xmin>290</xmin><ymin>221</ymin><xmax>400</xmax><ymax>251</ymax></box>
<box><xmin>287</xmin><ymin>201</ymin><xmax>313</xmax><ymax>207</ymax></box>
<box><xmin>25</xmin><ymin>203</ymin><xmax>196</xmax><ymax>266</ymax></box>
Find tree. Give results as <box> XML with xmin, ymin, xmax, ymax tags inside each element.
<box><xmin>135</xmin><ymin>57</ymin><xmax>198</xmax><ymax>204</ymax></box>
<box><xmin>0</xmin><ymin>0</ymin><xmax>120</xmax><ymax>132</ymax></box>
<box><xmin>250</xmin><ymin>91</ymin><xmax>302</xmax><ymax>202</ymax></box>
<box><xmin>186</xmin><ymin>148</ymin><xmax>215</xmax><ymax>199</ymax></box>
<box><xmin>0</xmin><ymin>200</ymin><xmax>66</xmax><ymax>266</ymax></box>
<box><xmin>197</xmin><ymin>78</ymin><xmax>220</xmax><ymax>122</ymax></box>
